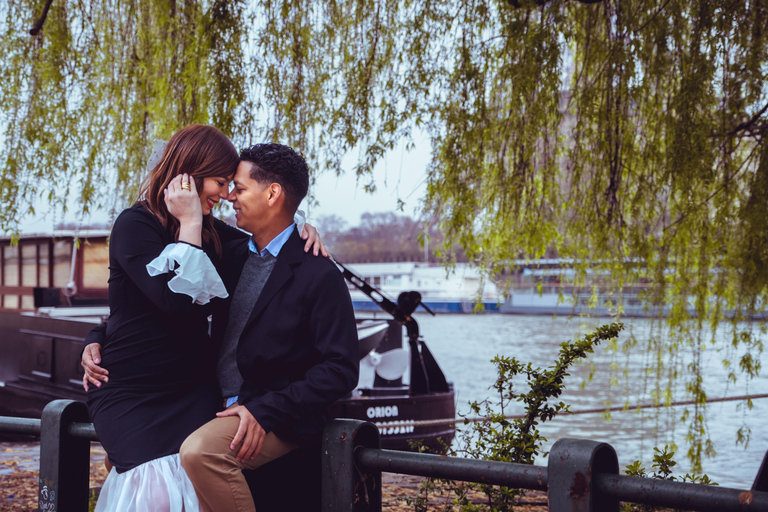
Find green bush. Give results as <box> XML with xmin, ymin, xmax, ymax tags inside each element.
<box><xmin>622</xmin><ymin>446</ymin><xmax>717</xmax><ymax>512</ymax></box>
<box><xmin>404</xmin><ymin>323</ymin><xmax>624</xmax><ymax>511</ymax></box>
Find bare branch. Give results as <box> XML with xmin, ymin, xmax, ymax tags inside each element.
<box><xmin>728</xmin><ymin>102</ymin><xmax>768</xmax><ymax>137</ymax></box>
<box><xmin>29</xmin><ymin>0</ymin><xmax>54</xmax><ymax>36</ymax></box>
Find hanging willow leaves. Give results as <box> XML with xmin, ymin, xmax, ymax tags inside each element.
<box><xmin>2</xmin><ymin>0</ymin><xmax>766</xmax><ymax>471</ymax></box>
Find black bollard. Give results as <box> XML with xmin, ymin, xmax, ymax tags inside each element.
<box><xmin>39</xmin><ymin>400</ymin><xmax>91</xmax><ymax>512</ymax></box>
<box><xmin>321</xmin><ymin>419</ymin><xmax>381</xmax><ymax>512</ymax></box>
<box><xmin>548</xmin><ymin>437</ymin><xmax>619</xmax><ymax>512</ymax></box>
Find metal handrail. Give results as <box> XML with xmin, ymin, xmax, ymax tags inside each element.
<box><xmin>353</xmin><ymin>448</ymin><xmax>768</xmax><ymax>512</ymax></box>
<box><xmin>594</xmin><ymin>473</ymin><xmax>768</xmax><ymax>511</ymax></box>
<box><xmin>0</xmin><ymin>416</ymin><xmax>98</xmax><ymax>440</ymax></box>
<box><xmin>323</xmin><ymin>419</ymin><xmax>768</xmax><ymax>512</ymax></box>
<box><xmin>356</xmin><ymin>447</ymin><xmax>548</xmax><ymax>490</ymax></box>
<box><xmin>0</xmin><ymin>417</ymin><xmax>41</xmax><ymax>436</ymax></box>
<box><xmin>67</xmin><ymin>422</ymin><xmax>98</xmax><ymax>440</ymax></box>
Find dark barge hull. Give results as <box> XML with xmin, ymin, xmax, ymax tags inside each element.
<box><xmin>327</xmin><ymin>390</ymin><xmax>455</xmax><ymax>452</ymax></box>
<box><xmin>0</xmin><ymin>310</ymin><xmax>94</xmax><ymax>420</ymax></box>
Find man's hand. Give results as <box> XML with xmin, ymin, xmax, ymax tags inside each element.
<box><xmin>216</xmin><ymin>405</ymin><xmax>266</xmax><ymax>462</ymax></box>
<box><xmin>301</xmin><ymin>223</ymin><xmax>329</xmax><ymax>257</ymax></box>
<box><xmin>81</xmin><ymin>343</ymin><xmax>108</xmax><ymax>391</ymax></box>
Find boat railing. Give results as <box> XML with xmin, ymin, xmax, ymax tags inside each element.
<box><xmin>1</xmin><ymin>400</ymin><xmax>767</xmax><ymax>511</ymax></box>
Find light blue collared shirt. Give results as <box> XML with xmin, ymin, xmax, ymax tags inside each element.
<box><xmin>247</xmin><ymin>222</ymin><xmax>295</xmax><ymax>257</ymax></box>
<box><xmin>226</xmin><ymin>222</ymin><xmax>296</xmax><ymax>408</ymax></box>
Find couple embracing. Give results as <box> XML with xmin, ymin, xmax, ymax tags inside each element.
<box><xmin>81</xmin><ymin>124</ymin><xmax>359</xmax><ymax>512</ymax></box>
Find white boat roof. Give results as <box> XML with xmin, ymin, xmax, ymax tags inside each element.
<box><xmin>343</xmin><ymin>261</ymin><xmax>487</xmax><ymax>278</ymax></box>
<box><xmin>0</xmin><ymin>229</ymin><xmax>111</xmax><ymax>241</ymax></box>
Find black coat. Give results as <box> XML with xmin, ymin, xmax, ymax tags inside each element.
<box><xmin>213</xmin><ymin>227</ymin><xmax>359</xmax><ymax>446</ymax></box>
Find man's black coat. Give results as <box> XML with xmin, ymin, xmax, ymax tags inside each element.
<box><xmin>213</xmin><ymin>226</ymin><xmax>359</xmax><ymax>446</ymax></box>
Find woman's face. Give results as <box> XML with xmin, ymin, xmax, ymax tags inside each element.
<box><xmin>199</xmin><ymin>176</ymin><xmax>232</xmax><ymax>215</ymax></box>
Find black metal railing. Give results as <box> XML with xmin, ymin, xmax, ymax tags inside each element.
<box><xmin>1</xmin><ymin>401</ymin><xmax>767</xmax><ymax>512</ymax></box>
<box><xmin>322</xmin><ymin>419</ymin><xmax>768</xmax><ymax>512</ymax></box>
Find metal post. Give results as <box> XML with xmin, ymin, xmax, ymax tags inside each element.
<box><xmin>322</xmin><ymin>419</ymin><xmax>381</xmax><ymax>512</ymax></box>
<box><xmin>39</xmin><ymin>399</ymin><xmax>91</xmax><ymax>512</ymax></box>
<box><xmin>548</xmin><ymin>438</ymin><xmax>619</xmax><ymax>512</ymax></box>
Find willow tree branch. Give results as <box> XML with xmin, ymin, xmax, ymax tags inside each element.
<box><xmin>508</xmin><ymin>0</ymin><xmax>602</xmax><ymax>7</ymax></box>
<box><xmin>29</xmin><ymin>0</ymin><xmax>54</xmax><ymax>36</ymax></box>
<box><xmin>728</xmin><ymin>102</ymin><xmax>768</xmax><ymax>137</ymax></box>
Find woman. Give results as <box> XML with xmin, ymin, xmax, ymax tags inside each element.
<box><xmin>85</xmin><ymin>125</ymin><xmax>323</xmax><ymax>512</ymax></box>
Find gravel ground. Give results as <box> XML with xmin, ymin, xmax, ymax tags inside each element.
<box><xmin>0</xmin><ymin>443</ymin><xmax>108</xmax><ymax>512</ymax></box>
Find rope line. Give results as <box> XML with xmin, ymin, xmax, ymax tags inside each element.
<box><xmin>371</xmin><ymin>393</ymin><xmax>768</xmax><ymax>430</ymax></box>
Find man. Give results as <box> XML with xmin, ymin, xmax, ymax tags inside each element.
<box><xmin>180</xmin><ymin>144</ymin><xmax>359</xmax><ymax>512</ymax></box>
<box><xmin>83</xmin><ymin>143</ymin><xmax>359</xmax><ymax>512</ymax></box>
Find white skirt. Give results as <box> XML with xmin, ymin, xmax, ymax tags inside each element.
<box><xmin>95</xmin><ymin>453</ymin><xmax>201</xmax><ymax>512</ymax></box>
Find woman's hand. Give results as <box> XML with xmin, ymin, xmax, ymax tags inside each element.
<box><xmin>301</xmin><ymin>223</ymin><xmax>328</xmax><ymax>257</ymax></box>
<box><xmin>165</xmin><ymin>173</ymin><xmax>202</xmax><ymax>224</ymax></box>
<box><xmin>82</xmin><ymin>343</ymin><xmax>108</xmax><ymax>390</ymax></box>
<box><xmin>165</xmin><ymin>173</ymin><xmax>202</xmax><ymax>246</ymax></box>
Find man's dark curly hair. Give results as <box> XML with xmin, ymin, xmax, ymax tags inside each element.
<box><xmin>239</xmin><ymin>143</ymin><xmax>309</xmax><ymax>212</ymax></box>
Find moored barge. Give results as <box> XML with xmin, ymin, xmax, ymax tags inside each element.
<box><xmin>0</xmin><ymin>231</ymin><xmax>456</xmax><ymax>451</ymax></box>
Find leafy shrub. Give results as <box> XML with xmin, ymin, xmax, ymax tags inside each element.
<box><xmin>404</xmin><ymin>323</ymin><xmax>624</xmax><ymax>511</ymax></box>
<box><xmin>622</xmin><ymin>446</ymin><xmax>717</xmax><ymax>512</ymax></box>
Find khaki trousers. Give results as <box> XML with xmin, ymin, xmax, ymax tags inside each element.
<box><xmin>180</xmin><ymin>415</ymin><xmax>297</xmax><ymax>512</ymax></box>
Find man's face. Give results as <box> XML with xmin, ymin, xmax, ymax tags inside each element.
<box><xmin>227</xmin><ymin>161</ymin><xmax>269</xmax><ymax>234</ymax></box>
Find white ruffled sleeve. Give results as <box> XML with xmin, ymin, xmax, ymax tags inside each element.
<box><xmin>294</xmin><ymin>209</ymin><xmax>306</xmax><ymax>235</ymax></box>
<box><xmin>146</xmin><ymin>243</ymin><xmax>228</xmax><ymax>305</ymax></box>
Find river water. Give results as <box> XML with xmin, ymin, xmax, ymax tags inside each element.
<box><xmin>410</xmin><ymin>312</ymin><xmax>768</xmax><ymax>489</ymax></box>
<box><xmin>1</xmin><ymin>313</ymin><xmax>763</xmax><ymax>490</ymax></box>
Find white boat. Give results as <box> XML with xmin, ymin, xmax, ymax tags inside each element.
<box><xmin>343</xmin><ymin>261</ymin><xmax>504</xmax><ymax>313</ymax></box>
<box><xmin>499</xmin><ymin>259</ymin><xmax>678</xmax><ymax>317</ymax></box>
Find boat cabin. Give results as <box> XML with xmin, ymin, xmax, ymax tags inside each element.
<box><xmin>0</xmin><ymin>230</ymin><xmax>110</xmax><ymax>312</ymax></box>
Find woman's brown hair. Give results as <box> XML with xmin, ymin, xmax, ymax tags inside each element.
<box><xmin>136</xmin><ymin>124</ymin><xmax>239</xmax><ymax>256</ymax></box>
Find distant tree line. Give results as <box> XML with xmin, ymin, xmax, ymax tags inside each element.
<box><xmin>317</xmin><ymin>212</ymin><xmax>468</xmax><ymax>264</ymax></box>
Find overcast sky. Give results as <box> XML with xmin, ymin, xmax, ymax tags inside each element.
<box><xmin>304</xmin><ymin>141</ymin><xmax>431</xmax><ymax>228</ymax></box>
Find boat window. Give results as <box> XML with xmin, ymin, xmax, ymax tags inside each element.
<box><xmin>38</xmin><ymin>241</ymin><xmax>50</xmax><ymax>287</ymax></box>
<box><xmin>53</xmin><ymin>240</ymin><xmax>72</xmax><ymax>288</ymax></box>
<box><xmin>1</xmin><ymin>244</ymin><xmax>19</xmax><ymax>309</ymax></box>
<box><xmin>3</xmin><ymin>295</ymin><xmax>19</xmax><ymax>309</ymax></box>
<box><xmin>82</xmin><ymin>241</ymin><xmax>109</xmax><ymax>288</ymax></box>
<box><xmin>21</xmin><ymin>294</ymin><xmax>34</xmax><ymax>310</ymax></box>
<box><xmin>21</xmin><ymin>243</ymin><xmax>37</xmax><ymax>287</ymax></box>
<box><xmin>3</xmin><ymin>245</ymin><xmax>19</xmax><ymax>287</ymax></box>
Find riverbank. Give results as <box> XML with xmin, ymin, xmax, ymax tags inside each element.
<box><xmin>0</xmin><ymin>442</ymin><xmax>108</xmax><ymax>511</ymax></box>
<box><xmin>0</xmin><ymin>442</ymin><xmax>551</xmax><ymax>511</ymax></box>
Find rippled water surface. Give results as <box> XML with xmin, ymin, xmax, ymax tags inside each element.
<box><xmin>412</xmin><ymin>313</ymin><xmax>768</xmax><ymax>489</ymax></box>
<box><xmin>1</xmin><ymin>313</ymin><xmax>763</xmax><ymax>490</ymax></box>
